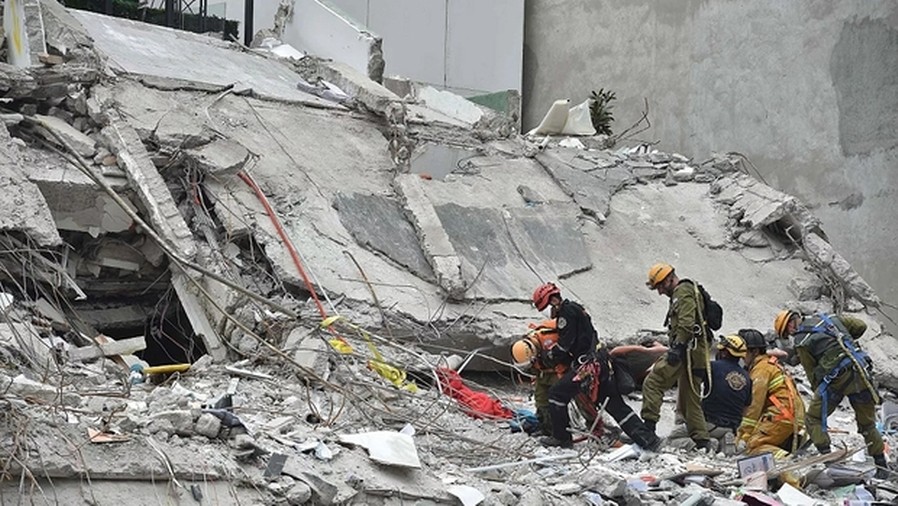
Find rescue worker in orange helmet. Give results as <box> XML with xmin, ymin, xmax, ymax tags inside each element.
<box><xmin>775</xmin><ymin>310</ymin><xmax>893</xmax><ymax>479</ymax></box>
<box><xmin>529</xmin><ymin>282</ymin><xmax>660</xmax><ymax>450</ymax></box>
<box><xmin>736</xmin><ymin>328</ymin><xmax>806</xmax><ymax>460</ymax></box>
<box><xmin>511</xmin><ymin>320</ymin><xmax>602</xmax><ymax>437</ymax></box>
<box><xmin>640</xmin><ymin>263</ymin><xmax>714</xmax><ymax>450</ymax></box>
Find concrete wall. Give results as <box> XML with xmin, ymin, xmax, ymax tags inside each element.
<box><xmin>524</xmin><ymin>0</ymin><xmax>898</xmax><ymax>332</ymax></box>
<box><xmin>328</xmin><ymin>0</ymin><xmax>524</xmax><ymax>96</ymax></box>
<box><xmin>281</xmin><ymin>0</ymin><xmax>377</xmax><ymax>78</ymax></box>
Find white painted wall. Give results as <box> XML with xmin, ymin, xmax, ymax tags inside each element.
<box><xmin>282</xmin><ymin>0</ymin><xmax>376</xmax><ymax>77</ymax></box>
<box><xmin>328</xmin><ymin>0</ymin><xmax>524</xmax><ymax>96</ymax></box>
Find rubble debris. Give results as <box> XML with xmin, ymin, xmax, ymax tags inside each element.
<box><xmin>32</xmin><ymin>114</ymin><xmax>96</xmax><ymax>157</ymax></box>
<box><xmin>102</xmin><ymin>116</ymin><xmax>197</xmax><ymax>260</ymax></box>
<box><xmin>68</xmin><ymin>335</ymin><xmax>146</xmax><ymax>362</ymax></box>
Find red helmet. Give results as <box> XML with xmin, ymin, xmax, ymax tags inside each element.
<box><xmin>532</xmin><ymin>283</ymin><xmax>560</xmax><ymax>311</ymax></box>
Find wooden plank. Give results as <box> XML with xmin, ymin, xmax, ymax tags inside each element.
<box><xmin>69</xmin><ymin>336</ymin><xmax>146</xmax><ymax>362</ymax></box>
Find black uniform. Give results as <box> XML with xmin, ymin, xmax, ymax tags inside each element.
<box><xmin>545</xmin><ymin>300</ymin><xmax>659</xmax><ymax>448</ymax></box>
<box><xmin>546</xmin><ymin>300</ymin><xmax>597</xmax><ymax>442</ymax></box>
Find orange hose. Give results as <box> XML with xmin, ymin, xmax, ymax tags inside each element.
<box><xmin>237</xmin><ymin>171</ymin><xmax>329</xmax><ymax>320</ymax></box>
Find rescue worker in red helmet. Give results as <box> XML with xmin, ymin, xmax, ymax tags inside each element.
<box><xmin>530</xmin><ymin>282</ymin><xmax>660</xmax><ymax>450</ymax></box>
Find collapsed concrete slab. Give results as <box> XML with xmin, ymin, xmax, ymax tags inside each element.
<box><xmin>102</xmin><ymin>115</ymin><xmax>197</xmax><ymax>260</ymax></box>
<box><xmin>394</xmin><ymin>174</ymin><xmax>466</xmax><ymax>299</ymax></box>
<box><xmin>333</xmin><ymin>192</ymin><xmax>435</xmax><ymax>282</ymax></box>
<box><xmin>0</xmin><ymin>125</ymin><xmax>62</xmax><ymax>246</ymax></box>
<box><xmin>186</xmin><ymin>138</ymin><xmax>252</xmax><ymax>176</ymax></box>
<box><xmin>70</xmin><ymin>10</ymin><xmax>340</xmax><ymax>107</ymax></box>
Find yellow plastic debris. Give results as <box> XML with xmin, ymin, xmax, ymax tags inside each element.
<box><xmin>328</xmin><ymin>338</ymin><xmax>353</xmax><ymax>354</ymax></box>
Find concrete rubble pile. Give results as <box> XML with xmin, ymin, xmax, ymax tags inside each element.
<box><xmin>0</xmin><ymin>2</ymin><xmax>896</xmax><ymax>505</ymax></box>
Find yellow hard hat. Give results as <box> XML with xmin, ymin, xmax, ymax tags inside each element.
<box><xmin>511</xmin><ymin>337</ymin><xmax>539</xmax><ymax>366</ymax></box>
<box><xmin>716</xmin><ymin>334</ymin><xmax>747</xmax><ymax>358</ymax></box>
<box><xmin>646</xmin><ymin>263</ymin><xmax>674</xmax><ymax>289</ymax></box>
<box><xmin>774</xmin><ymin>310</ymin><xmax>797</xmax><ymax>337</ymax></box>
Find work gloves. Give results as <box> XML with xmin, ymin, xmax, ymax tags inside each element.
<box><xmin>667</xmin><ymin>342</ymin><xmax>687</xmax><ymax>366</ymax></box>
<box><xmin>539</xmin><ymin>347</ymin><xmax>559</xmax><ymax>367</ymax></box>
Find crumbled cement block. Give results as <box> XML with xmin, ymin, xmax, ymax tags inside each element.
<box><xmin>194</xmin><ymin>412</ymin><xmax>222</xmax><ymax>438</ymax></box>
<box><xmin>185</xmin><ymin>139</ymin><xmax>251</xmax><ymax>176</ymax></box>
<box><xmin>149</xmin><ymin>410</ymin><xmax>198</xmax><ymax>436</ymax></box>
<box><xmin>284</xmin><ymin>328</ymin><xmax>329</xmax><ymax>380</ymax></box>
<box><xmin>737</xmin><ymin>229</ymin><xmax>769</xmax><ymax>248</ymax></box>
<box><xmin>0</xmin><ymin>374</ymin><xmax>81</xmax><ymax>405</ymax></box>
<box><xmin>286</xmin><ymin>483</ymin><xmax>312</xmax><ymax>505</ymax></box>
<box><xmin>788</xmin><ymin>276</ymin><xmax>825</xmax><ymax>301</ymax></box>
<box><xmin>33</xmin><ymin>114</ymin><xmax>97</xmax><ymax>157</ymax></box>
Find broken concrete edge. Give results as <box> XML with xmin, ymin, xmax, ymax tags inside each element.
<box><xmin>68</xmin><ymin>336</ymin><xmax>146</xmax><ymax>362</ymax></box>
<box><xmin>710</xmin><ymin>173</ymin><xmax>880</xmax><ymax>310</ymax></box>
<box><xmin>102</xmin><ymin>115</ymin><xmax>198</xmax><ymax>260</ymax></box>
<box><xmin>393</xmin><ymin>174</ymin><xmax>466</xmax><ymax>300</ymax></box>
<box><xmin>172</xmin><ymin>271</ymin><xmax>228</xmax><ymax>362</ymax></box>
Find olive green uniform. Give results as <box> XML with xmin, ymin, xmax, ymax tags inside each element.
<box><xmin>534</xmin><ymin>370</ymin><xmax>559</xmax><ymax>435</ymax></box>
<box><xmin>793</xmin><ymin>315</ymin><xmax>883</xmax><ymax>456</ymax></box>
<box><xmin>534</xmin><ymin>370</ymin><xmax>598</xmax><ymax>435</ymax></box>
<box><xmin>640</xmin><ymin>280</ymin><xmax>711</xmax><ymax>441</ymax></box>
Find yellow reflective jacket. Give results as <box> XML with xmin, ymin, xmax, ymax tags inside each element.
<box><xmin>738</xmin><ymin>355</ymin><xmax>805</xmax><ymax>441</ymax></box>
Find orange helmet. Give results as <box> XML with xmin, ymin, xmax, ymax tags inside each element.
<box><xmin>532</xmin><ymin>283</ymin><xmax>560</xmax><ymax>311</ymax></box>
<box><xmin>646</xmin><ymin>263</ymin><xmax>674</xmax><ymax>289</ymax></box>
<box><xmin>511</xmin><ymin>337</ymin><xmax>539</xmax><ymax>366</ymax></box>
<box><xmin>774</xmin><ymin>310</ymin><xmax>797</xmax><ymax>337</ymax></box>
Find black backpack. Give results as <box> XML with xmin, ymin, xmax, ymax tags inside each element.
<box><xmin>697</xmin><ymin>284</ymin><xmax>723</xmax><ymax>331</ymax></box>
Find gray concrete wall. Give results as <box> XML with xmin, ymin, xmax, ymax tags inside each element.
<box><xmin>524</xmin><ymin>0</ymin><xmax>898</xmax><ymax>330</ymax></box>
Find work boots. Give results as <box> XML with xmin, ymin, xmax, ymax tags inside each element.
<box><xmin>873</xmin><ymin>454</ymin><xmax>891</xmax><ymax>480</ymax></box>
<box><xmin>539</xmin><ymin>436</ymin><xmax>573</xmax><ymax>449</ymax></box>
<box><xmin>644</xmin><ymin>419</ymin><xmax>657</xmax><ymax>434</ymax></box>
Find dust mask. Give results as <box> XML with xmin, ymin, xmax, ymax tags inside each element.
<box><xmin>541</xmin><ymin>306</ymin><xmax>554</xmax><ymax>319</ymax></box>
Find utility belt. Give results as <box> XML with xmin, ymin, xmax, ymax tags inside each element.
<box><xmin>816</xmin><ymin>351</ymin><xmax>875</xmax><ymax>432</ymax></box>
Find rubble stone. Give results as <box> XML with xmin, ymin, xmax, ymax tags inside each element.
<box><xmin>149</xmin><ymin>410</ymin><xmax>198</xmax><ymax>436</ymax></box>
<box><xmin>802</xmin><ymin>232</ymin><xmax>880</xmax><ymax>307</ymax></box>
<box><xmin>33</xmin><ymin>114</ymin><xmax>97</xmax><ymax>157</ymax></box>
<box><xmin>286</xmin><ymin>482</ymin><xmax>313</xmax><ymax>505</ymax></box>
<box><xmin>194</xmin><ymin>413</ymin><xmax>222</xmax><ymax>439</ymax></box>
<box><xmin>737</xmin><ymin>229</ymin><xmax>769</xmax><ymax>248</ymax></box>
<box><xmin>185</xmin><ymin>139</ymin><xmax>251</xmax><ymax>176</ymax></box>
<box><xmin>788</xmin><ymin>276</ymin><xmax>825</xmax><ymax>301</ymax></box>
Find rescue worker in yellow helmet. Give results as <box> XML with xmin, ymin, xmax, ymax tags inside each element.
<box><xmin>775</xmin><ymin>310</ymin><xmax>892</xmax><ymax>479</ymax></box>
<box><xmin>511</xmin><ymin>320</ymin><xmax>599</xmax><ymax>437</ymax></box>
<box><xmin>736</xmin><ymin>328</ymin><xmax>805</xmax><ymax>460</ymax></box>
<box><xmin>666</xmin><ymin>333</ymin><xmax>751</xmax><ymax>453</ymax></box>
<box><xmin>641</xmin><ymin>263</ymin><xmax>713</xmax><ymax>450</ymax></box>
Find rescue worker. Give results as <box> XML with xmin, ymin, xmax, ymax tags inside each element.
<box><xmin>530</xmin><ymin>283</ymin><xmax>660</xmax><ymax>450</ymax></box>
<box><xmin>640</xmin><ymin>263</ymin><xmax>713</xmax><ymax>449</ymax></box>
<box><xmin>775</xmin><ymin>310</ymin><xmax>891</xmax><ymax>479</ymax></box>
<box><xmin>667</xmin><ymin>334</ymin><xmax>751</xmax><ymax>452</ymax></box>
<box><xmin>736</xmin><ymin>328</ymin><xmax>805</xmax><ymax>460</ymax></box>
<box><xmin>511</xmin><ymin>320</ymin><xmax>602</xmax><ymax>437</ymax></box>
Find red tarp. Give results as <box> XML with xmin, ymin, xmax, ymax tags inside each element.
<box><xmin>437</xmin><ymin>368</ymin><xmax>513</xmax><ymax>420</ymax></box>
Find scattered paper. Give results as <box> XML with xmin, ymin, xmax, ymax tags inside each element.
<box><xmin>600</xmin><ymin>443</ymin><xmax>641</xmax><ymax>462</ymax></box>
<box><xmin>338</xmin><ymin>431</ymin><xmax>421</xmax><ymax>468</ymax></box>
<box><xmin>446</xmin><ymin>485</ymin><xmax>485</xmax><ymax>506</ymax></box>
<box><xmin>776</xmin><ymin>483</ymin><xmax>817</xmax><ymax>506</ymax></box>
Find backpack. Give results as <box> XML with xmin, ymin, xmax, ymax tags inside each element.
<box><xmin>697</xmin><ymin>284</ymin><xmax>723</xmax><ymax>331</ymax></box>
